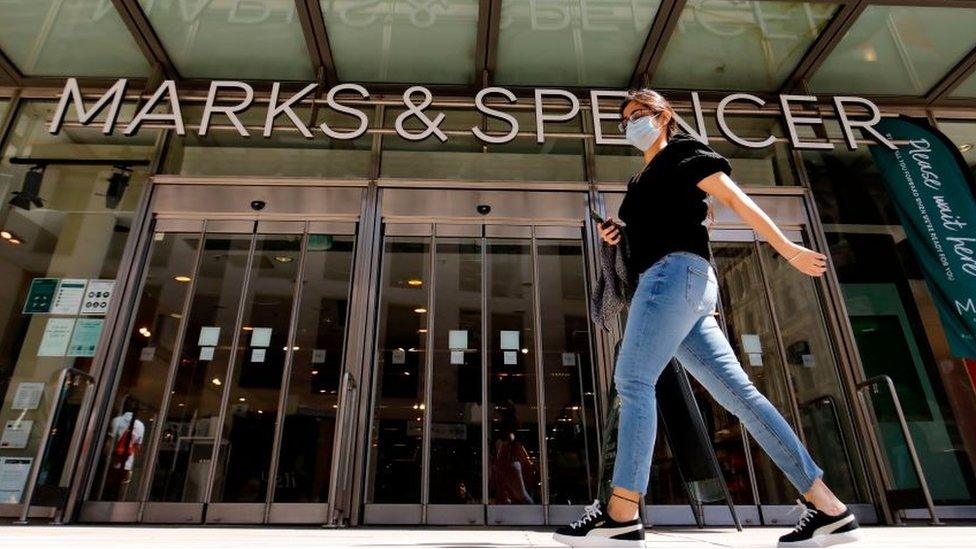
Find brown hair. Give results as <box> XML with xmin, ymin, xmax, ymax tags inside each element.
<box><xmin>618</xmin><ymin>89</ymin><xmax>680</xmax><ymax>137</ymax></box>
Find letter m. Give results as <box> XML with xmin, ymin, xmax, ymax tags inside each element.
<box><xmin>49</xmin><ymin>78</ymin><xmax>128</xmax><ymax>135</ymax></box>
<box><xmin>956</xmin><ymin>298</ymin><xmax>976</xmax><ymax>316</ymax></box>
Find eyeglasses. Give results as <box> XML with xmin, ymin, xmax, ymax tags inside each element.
<box><xmin>618</xmin><ymin>110</ymin><xmax>657</xmax><ymax>132</ymax></box>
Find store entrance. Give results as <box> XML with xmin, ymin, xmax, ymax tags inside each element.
<box><xmin>363</xmin><ymin>189</ymin><xmax>601</xmax><ymax>526</ymax></box>
<box><xmin>80</xmin><ymin>185</ymin><xmax>362</xmax><ymax>524</ymax></box>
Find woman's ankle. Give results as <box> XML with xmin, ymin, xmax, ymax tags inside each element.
<box><xmin>803</xmin><ymin>479</ymin><xmax>847</xmax><ymax>516</ymax></box>
<box><xmin>607</xmin><ymin>490</ymin><xmax>641</xmax><ymax>522</ymax></box>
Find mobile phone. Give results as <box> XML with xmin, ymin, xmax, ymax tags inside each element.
<box><xmin>589</xmin><ymin>209</ymin><xmax>608</xmax><ymax>226</ymax></box>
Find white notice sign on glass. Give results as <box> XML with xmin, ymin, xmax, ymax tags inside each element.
<box><xmin>250</xmin><ymin>327</ymin><xmax>272</xmax><ymax>348</ymax></box>
<box><xmin>450</xmin><ymin>350</ymin><xmax>465</xmax><ymax>365</ymax></box>
<box><xmin>0</xmin><ymin>420</ymin><xmax>32</xmax><ymax>449</ymax></box>
<box><xmin>392</xmin><ymin>348</ymin><xmax>406</xmax><ymax>364</ymax></box>
<box><xmin>741</xmin><ymin>334</ymin><xmax>762</xmax><ymax>354</ymax></box>
<box><xmin>504</xmin><ymin>350</ymin><xmax>517</xmax><ymax>365</ymax></box>
<box><xmin>251</xmin><ymin>348</ymin><xmax>266</xmax><ymax>363</ymax></box>
<box><xmin>198</xmin><ymin>327</ymin><xmax>220</xmax><ymax>346</ymax></box>
<box><xmin>12</xmin><ymin>382</ymin><xmax>45</xmax><ymax>410</ymax></box>
<box><xmin>449</xmin><ymin>330</ymin><xmax>468</xmax><ymax>350</ymax></box>
<box><xmin>199</xmin><ymin>346</ymin><xmax>215</xmax><ymax>361</ymax></box>
<box><xmin>312</xmin><ymin>349</ymin><xmax>326</xmax><ymax>363</ymax></box>
<box><xmin>50</xmin><ymin>279</ymin><xmax>86</xmax><ymax>314</ymax></box>
<box><xmin>500</xmin><ymin>330</ymin><xmax>519</xmax><ymax>350</ymax></box>
<box><xmin>0</xmin><ymin>457</ymin><xmax>33</xmax><ymax>504</ymax></box>
<box><xmin>38</xmin><ymin>317</ymin><xmax>75</xmax><ymax>356</ymax></box>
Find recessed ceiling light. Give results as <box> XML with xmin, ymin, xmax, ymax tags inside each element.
<box><xmin>0</xmin><ymin>231</ymin><xmax>10</xmax><ymax>239</ymax></box>
<box><xmin>960</xmin><ymin>143</ymin><xmax>974</xmax><ymax>152</ymax></box>
<box><xmin>174</xmin><ymin>275</ymin><xmax>191</xmax><ymax>283</ymax></box>
<box><xmin>211</xmin><ymin>378</ymin><xmax>222</xmax><ymax>386</ymax></box>
<box><xmin>238</xmin><ymin>397</ymin><xmax>246</xmax><ymax>402</ymax></box>
<box><xmin>8</xmin><ymin>238</ymin><xmax>21</xmax><ymax>245</ymax></box>
<box><xmin>274</xmin><ymin>256</ymin><xmax>294</xmax><ymax>263</ymax></box>
<box><xmin>407</xmin><ymin>279</ymin><xmax>423</xmax><ymax>286</ymax></box>
<box><xmin>414</xmin><ymin>307</ymin><xmax>427</xmax><ymax>314</ymax></box>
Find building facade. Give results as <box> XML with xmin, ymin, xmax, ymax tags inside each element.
<box><xmin>0</xmin><ymin>0</ymin><xmax>975</xmax><ymax>528</ymax></box>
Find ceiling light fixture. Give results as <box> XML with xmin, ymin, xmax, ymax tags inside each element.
<box><xmin>960</xmin><ymin>143</ymin><xmax>974</xmax><ymax>153</ymax></box>
<box><xmin>174</xmin><ymin>275</ymin><xmax>191</xmax><ymax>283</ymax></box>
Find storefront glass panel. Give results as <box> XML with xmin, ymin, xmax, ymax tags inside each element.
<box><xmin>0</xmin><ymin>1</ymin><xmax>149</xmax><ymax>77</ymax></box>
<box><xmin>428</xmin><ymin>237</ymin><xmax>483</xmax><ymax>505</ymax></box>
<box><xmin>210</xmin><ymin>232</ymin><xmax>303</xmax><ymax>503</ymax></box>
<box><xmin>161</xmin><ymin>107</ymin><xmax>373</xmax><ymax>178</ymax></box>
<box><xmin>594</xmin><ymin>113</ymin><xmax>796</xmax><ymax>186</ymax></box>
<box><xmin>367</xmin><ymin>234</ymin><xmax>431</xmax><ymax>504</ymax></box>
<box><xmin>321</xmin><ymin>0</ymin><xmax>480</xmax><ymax>84</ymax></box>
<box><xmin>805</xmin><ymin>148</ymin><xmax>976</xmax><ymax>504</ymax></box>
<box><xmin>486</xmin><ymin>238</ymin><xmax>541</xmax><ymax>505</ymax></box>
<box><xmin>273</xmin><ymin>231</ymin><xmax>355</xmax><ymax>503</ymax></box>
<box><xmin>810</xmin><ymin>5</ymin><xmax>976</xmax><ymax>96</ymax></box>
<box><xmin>89</xmin><ymin>231</ymin><xmax>201</xmax><ymax>502</ymax></box>
<box><xmin>495</xmin><ymin>0</ymin><xmax>661</xmax><ymax>87</ymax></box>
<box><xmin>537</xmin><ymin>238</ymin><xmax>598</xmax><ymax>505</ymax></box>
<box><xmin>138</xmin><ymin>0</ymin><xmax>314</xmax><ymax>80</ymax></box>
<box><xmin>0</xmin><ymin>101</ymin><xmax>156</xmax><ymax>505</ymax></box>
<box><xmin>653</xmin><ymin>0</ymin><xmax>838</xmax><ymax>92</ymax></box>
<box><xmin>950</xmin><ymin>74</ymin><xmax>976</xmax><ymax>99</ymax></box>
<box><xmin>381</xmin><ymin>108</ymin><xmax>585</xmax><ymax>181</ymax></box>
<box><xmin>147</xmin><ymin>233</ymin><xmax>252</xmax><ymax>502</ymax></box>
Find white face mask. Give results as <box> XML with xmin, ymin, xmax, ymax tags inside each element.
<box><xmin>625</xmin><ymin>115</ymin><xmax>661</xmax><ymax>151</ymax></box>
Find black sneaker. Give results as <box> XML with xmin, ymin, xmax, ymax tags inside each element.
<box><xmin>778</xmin><ymin>499</ymin><xmax>860</xmax><ymax>547</ymax></box>
<box><xmin>553</xmin><ymin>499</ymin><xmax>645</xmax><ymax>547</ymax></box>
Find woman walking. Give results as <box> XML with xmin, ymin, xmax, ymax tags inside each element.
<box><xmin>553</xmin><ymin>90</ymin><xmax>859</xmax><ymax>548</ymax></box>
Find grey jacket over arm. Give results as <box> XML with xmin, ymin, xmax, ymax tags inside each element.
<box><xmin>589</xmin><ymin>232</ymin><xmax>636</xmax><ymax>332</ymax></box>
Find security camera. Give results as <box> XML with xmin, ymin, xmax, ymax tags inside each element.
<box><xmin>250</xmin><ymin>200</ymin><xmax>266</xmax><ymax>211</ymax></box>
<box><xmin>476</xmin><ymin>204</ymin><xmax>491</xmax><ymax>215</ymax></box>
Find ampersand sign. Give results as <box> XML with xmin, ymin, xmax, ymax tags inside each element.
<box><xmin>395</xmin><ymin>86</ymin><xmax>448</xmax><ymax>142</ymax></box>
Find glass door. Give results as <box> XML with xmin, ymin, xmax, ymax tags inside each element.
<box><xmin>708</xmin><ymin>230</ymin><xmax>870</xmax><ymax>524</ymax></box>
<box><xmin>83</xmin><ymin>219</ymin><xmax>357</xmax><ymax>524</ymax></box>
<box><xmin>364</xmin><ymin>223</ymin><xmax>600</xmax><ymax>525</ymax></box>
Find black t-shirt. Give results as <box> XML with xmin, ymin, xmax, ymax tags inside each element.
<box><xmin>618</xmin><ymin>132</ymin><xmax>732</xmax><ymax>276</ymax></box>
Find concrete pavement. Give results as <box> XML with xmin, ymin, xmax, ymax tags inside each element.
<box><xmin>0</xmin><ymin>525</ymin><xmax>972</xmax><ymax>548</ymax></box>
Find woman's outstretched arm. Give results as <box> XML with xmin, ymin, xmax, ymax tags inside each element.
<box><xmin>697</xmin><ymin>172</ymin><xmax>827</xmax><ymax>277</ymax></box>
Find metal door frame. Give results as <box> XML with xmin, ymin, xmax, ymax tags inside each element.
<box><xmin>76</xmin><ymin>183</ymin><xmax>363</xmax><ymax>525</ymax></box>
<box><xmin>360</xmin><ymin>188</ymin><xmax>602</xmax><ymax>526</ymax></box>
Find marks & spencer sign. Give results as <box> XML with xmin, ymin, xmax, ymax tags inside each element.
<box><xmin>49</xmin><ymin>78</ymin><xmax>896</xmax><ymax>151</ymax></box>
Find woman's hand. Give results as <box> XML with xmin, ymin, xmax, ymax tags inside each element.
<box><xmin>599</xmin><ymin>220</ymin><xmax>621</xmax><ymax>246</ymax></box>
<box><xmin>784</xmin><ymin>244</ymin><xmax>827</xmax><ymax>277</ymax></box>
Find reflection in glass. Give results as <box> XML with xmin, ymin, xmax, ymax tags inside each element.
<box><xmin>211</xmin><ymin>234</ymin><xmax>302</xmax><ymax>503</ymax></box>
<box><xmin>147</xmin><ymin>234</ymin><xmax>251</xmax><ymax>502</ymax></box>
<box><xmin>537</xmin><ymin>239</ymin><xmax>598</xmax><ymax>504</ymax></box>
<box><xmin>759</xmin><ymin>241</ymin><xmax>866</xmax><ymax>503</ymax></box>
<box><xmin>810</xmin><ymin>5</ymin><xmax>976</xmax><ymax>96</ymax></box>
<box><xmin>322</xmin><ymin>0</ymin><xmax>480</xmax><ymax>84</ymax></box>
<box><xmin>91</xmin><ymin>232</ymin><xmax>200</xmax><ymax>502</ymax></box>
<box><xmin>367</xmin><ymin>236</ymin><xmax>431</xmax><ymax>503</ymax></box>
<box><xmin>805</xmin><ymin>148</ymin><xmax>976</xmax><ymax>504</ymax></box>
<box><xmin>138</xmin><ymin>0</ymin><xmax>313</xmax><ymax>80</ymax></box>
<box><xmin>0</xmin><ymin>0</ymin><xmax>149</xmax><ymax>77</ymax></box>
<box><xmin>487</xmin><ymin>240</ymin><xmax>541</xmax><ymax>505</ymax></box>
<box><xmin>495</xmin><ymin>0</ymin><xmax>661</xmax><ymax>86</ymax></box>
<box><xmin>0</xmin><ymin>101</ymin><xmax>155</xmax><ymax>503</ymax></box>
<box><xmin>951</xmin><ymin>73</ymin><xmax>976</xmax><ymax>99</ymax></box>
<box><xmin>274</xmin><ymin>234</ymin><xmax>355</xmax><ymax>503</ymax></box>
<box><xmin>429</xmin><ymin>238</ymin><xmax>483</xmax><ymax>504</ymax></box>
<box><xmin>380</xmin><ymin>108</ymin><xmax>585</xmax><ymax>182</ymax></box>
<box><xmin>654</xmin><ymin>0</ymin><xmax>837</xmax><ymax>91</ymax></box>
<box><xmin>161</xmin><ymin>107</ymin><xmax>374</xmax><ymax>178</ymax></box>
<box><xmin>713</xmin><ymin>242</ymin><xmax>796</xmax><ymax>505</ymax></box>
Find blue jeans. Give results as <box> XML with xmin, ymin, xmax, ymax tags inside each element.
<box><xmin>611</xmin><ymin>251</ymin><xmax>824</xmax><ymax>495</ymax></box>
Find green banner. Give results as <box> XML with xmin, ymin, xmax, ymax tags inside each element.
<box><xmin>868</xmin><ymin>116</ymin><xmax>976</xmax><ymax>359</ymax></box>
